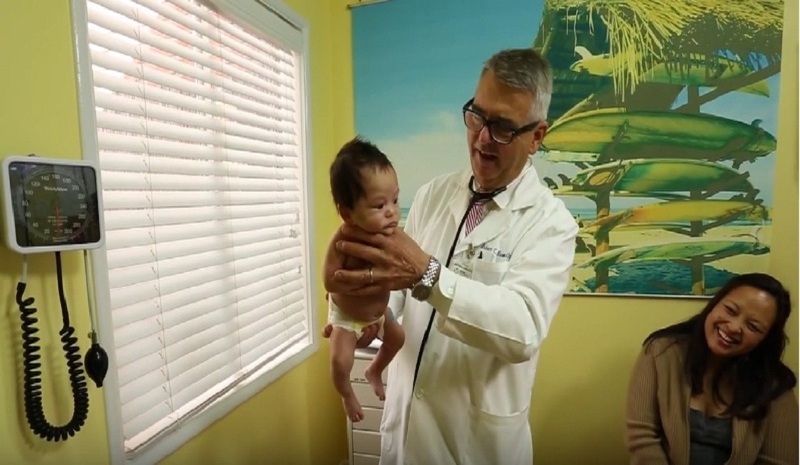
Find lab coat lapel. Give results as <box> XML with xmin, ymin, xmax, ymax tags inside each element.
<box><xmin>447</xmin><ymin>186</ymin><xmax>472</xmax><ymax>257</ymax></box>
<box><xmin>447</xmin><ymin>192</ymin><xmax>468</xmax><ymax>232</ymax></box>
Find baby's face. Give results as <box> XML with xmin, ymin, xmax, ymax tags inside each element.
<box><xmin>345</xmin><ymin>167</ymin><xmax>400</xmax><ymax>235</ymax></box>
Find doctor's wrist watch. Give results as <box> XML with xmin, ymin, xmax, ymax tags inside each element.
<box><xmin>411</xmin><ymin>255</ymin><xmax>441</xmax><ymax>301</ymax></box>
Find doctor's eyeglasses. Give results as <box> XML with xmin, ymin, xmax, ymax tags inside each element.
<box><xmin>462</xmin><ymin>98</ymin><xmax>540</xmax><ymax>145</ymax></box>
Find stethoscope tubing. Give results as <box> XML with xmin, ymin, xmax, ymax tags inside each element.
<box><xmin>412</xmin><ymin>177</ymin><xmax>505</xmax><ymax>387</ymax></box>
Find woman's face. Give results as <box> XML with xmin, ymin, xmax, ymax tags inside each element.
<box><xmin>704</xmin><ymin>285</ymin><xmax>778</xmax><ymax>359</ymax></box>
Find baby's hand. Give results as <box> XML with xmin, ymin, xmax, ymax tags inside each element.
<box><xmin>321</xmin><ymin>323</ymin><xmax>334</xmax><ymax>339</ymax></box>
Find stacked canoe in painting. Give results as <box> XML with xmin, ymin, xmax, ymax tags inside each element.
<box><xmin>534</xmin><ymin>0</ymin><xmax>783</xmax><ymax>296</ymax></box>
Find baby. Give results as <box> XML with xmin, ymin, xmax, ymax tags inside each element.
<box><xmin>323</xmin><ymin>137</ymin><xmax>405</xmax><ymax>422</ymax></box>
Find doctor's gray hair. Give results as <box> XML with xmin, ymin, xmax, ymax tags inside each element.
<box><xmin>482</xmin><ymin>48</ymin><xmax>553</xmax><ymax>122</ymax></box>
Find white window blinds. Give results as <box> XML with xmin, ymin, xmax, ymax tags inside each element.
<box><xmin>76</xmin><ymin>0</ymin><xmax>312</xmax><ymax>456</ymax></box>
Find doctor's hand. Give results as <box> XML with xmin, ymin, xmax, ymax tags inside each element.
<box><xmin>321</xmin><ymin>321</ymin><xmax>381</xmax><ymax>348</ymax></box>
<box><xmin>332</xmin><ymin>224</ymin><xmax>430</xmax><ymax>296</ymax></box>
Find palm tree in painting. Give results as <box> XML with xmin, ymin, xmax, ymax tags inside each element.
<box><xmin>532</xmin><ymin>0</ymin><xmax>783</xmax><ymax>295</ymax></box>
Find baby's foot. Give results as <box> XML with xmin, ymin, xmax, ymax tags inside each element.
<box><xmin>365</xmin><ymin>366</ymin><xmax>385</xmax><ymax>401</ymax></box>
<box><xmin>343</xmin><ymin>394</ymin><xmax>364</xmax><ymax>422</ymax></box>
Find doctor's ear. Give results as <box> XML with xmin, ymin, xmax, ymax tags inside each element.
<box><xmin>528</xmin><ymin>121</ymin><xmax>548</xmax><ymax>154</ymax></box>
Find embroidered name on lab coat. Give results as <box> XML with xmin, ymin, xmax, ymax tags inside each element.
<box><xmin>453</xmin><ymin>244</ymin><xmax>512</xmax><ymax>277</ymax></box>
<box><xmin>475</xmin><ymin>244</ymin><xmax>512</xmax><ymax>261</ymax></box>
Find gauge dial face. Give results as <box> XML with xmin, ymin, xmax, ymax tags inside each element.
<box><xmin>7</xmin><ymin>161</ymin><xmax>101</xmax><ymax>248</ymax></box>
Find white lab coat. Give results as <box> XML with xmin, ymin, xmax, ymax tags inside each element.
<box><xmin>379</xmin><ymin>163</ymin><xmax>578</xmax><ymax>465</ymax></box>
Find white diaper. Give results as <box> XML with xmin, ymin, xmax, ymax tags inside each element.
<box><xmin>328</xmin><ymin>296</ymin><xmax>385</xmax><ymax>338</ymax></box>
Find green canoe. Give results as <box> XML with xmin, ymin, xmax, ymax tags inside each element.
<box><xmin>566</xmin><ymin>158</ymin><xmax>754</xmax><ymax>193</ymax></box>
<box><xmin>543</xmin><ymin>108</ymin><xmax>776</xmax><ymax>162</ymax></box>
<box><xmin>577</xmin><ymin>239</ymin><xmax>770</xmax><ymax>269</ymax></box>
<box><xmin>583</xmin><ymin>199</ymin><xmax>767</xmax><ymax>234</ymax></box>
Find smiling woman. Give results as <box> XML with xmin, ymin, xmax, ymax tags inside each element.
<box><xmin>625</xmin><ymin>272</ymin><xmax>798</xmax><ymax>465</ymax></box>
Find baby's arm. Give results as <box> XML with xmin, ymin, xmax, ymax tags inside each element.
<box><xmin>325</xmin><ymin>225</ymin><xmax>374</xmax><ymax>295</ymax></box>
<box><xmin>323</xmin><ymin>226</ymin><xmax>349</xmax><ymax>294</ymax></box>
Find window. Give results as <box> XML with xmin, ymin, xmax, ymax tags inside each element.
<box><xmin>71</xmin><ymin>0</ymin><xmax>315</xmax><ymax>463</ymax></box>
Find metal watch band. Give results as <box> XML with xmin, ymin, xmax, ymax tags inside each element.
<box><xmin>419</xmin><ymin>256</ymin><xmax>440</xmax><ymax>287</ymax></box>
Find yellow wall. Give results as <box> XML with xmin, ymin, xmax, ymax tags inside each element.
<box><xmin>0</xmin><ymin>1</ymin><xmax>795</xmax><ymax>465</ymax></box>
<box><xmin>0</xmin><ymin>0</ymin><xmax>353</xmax><ymax>464</ymax></box>
<box><xmin>0</xmin><ymin>1</ymin><xmax>111</xmax><ymax>464</ymax></box>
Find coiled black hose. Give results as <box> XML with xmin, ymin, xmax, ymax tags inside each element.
<box><xmin>16</xmin><ymin>252</ymin><xmax>89</xmax><ymax>441</ymax></box>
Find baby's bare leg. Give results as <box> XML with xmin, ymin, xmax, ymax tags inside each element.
<box><xmin>329</xmin><ymin>327</ymin><xmax>363</xmax><ymax>422</ymax></box>
<box><xmin>365</xmin><ymin>310</ymin><xmax>405</xmax><ymax>400</ymax></box>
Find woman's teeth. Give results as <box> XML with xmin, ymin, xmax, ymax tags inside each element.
<box><xmin>718</xmin><ymin>328</ymin><xmax>736</xmax><ymax>345</ymax></box>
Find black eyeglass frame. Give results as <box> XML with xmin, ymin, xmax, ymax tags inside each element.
<box><xmin>461</xmin><ymin>98</ymin><xmax>540</xmax><ymax>145</ymax></box>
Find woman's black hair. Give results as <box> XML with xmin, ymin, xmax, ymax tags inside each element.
<box><xmin>644</xmin><ymin>272</ymin><xmax>796</xmax><ymax>420</ymax></box>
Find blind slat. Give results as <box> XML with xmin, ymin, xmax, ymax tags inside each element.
<box><xmin>110</xmin><ymin>255</ymin><xmax>303</xmax><ymax>305</ymax></box>
<box><xmin>240</xmin><ymin>321</ymin><xmax>307</xmax><ymax>364</ymax></box>
<box><xmin>91</xmin><ymin>64</ymin><xmax>294</xmax><ymax>124</ymax></box>
<box><xmin>98</xmin><ymin>152</ymin><xmax>298</xmax><ymax>176</ymax></box>
<box><xmin>86</xmin><ymin>9</ymin><xmax>296</xmax><ymax>112</ymax></box>
<box><xmin>98</xmin><ymin>113</ymin><xmax>295</xmax><ymax>151</ymax></box>
<box><xmin>238</xmin><ymin>301</ymin><xmax>306</xmax><ymax>343</ymax></box>
<box><xmin>95</xmin><ymin>92</ymin><xmax>297</xmax><ymax>141</ymax></box>
<box><xmin>133</xmin><ymin>0</ymin><xmax>295</xmax><ymax>74</ymax></box>
<box><xmin>104</xmin><ymin>216</ymin><xmax>300</xmax><ymax>247</ymax></box>
<box><xmin>92</xmin><ymin>0</ymin><xmax>296</xmax><ymax>89</ymax></box>
<box><xmin>82</xmin><ymin>0</ymin><xmax>311</xmax><ymax>452</ymax></box>
<box><xmin>101</xmin><ymin>189</ymin><xmax>299</xmax><ymax>210</ymax></box>
<box><xmin>100</xmin><ymin>171</ymin><xmax>301</xmax><ymax>192</ymax></box>
<box><xmin>170</xmin><ymin>345</ymin><xmax>254</xmax><ymax>400</ymax></box>
<box><xmin>96</xmin><ymin>132</ymin><xmax>296</xmax><ymax>161</ymax></box>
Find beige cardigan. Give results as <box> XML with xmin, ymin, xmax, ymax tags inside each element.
<box><xmin>625</xmin><ymin>337</ymin><xmax>798</xmax><ymax>465</ymax></box>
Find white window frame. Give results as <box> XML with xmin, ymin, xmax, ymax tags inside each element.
<box><xmin>69</xmin><ymin>1</ymin><xmax>317</xmax><ymax>464</ymax></box>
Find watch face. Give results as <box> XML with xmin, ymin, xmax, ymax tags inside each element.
<box><xmin>5</xmin><ymin>159</ymin><xmax>102</xmax><ymax>249</ymax></box>
<box><xmin>411</xmin><ymin>284</ymin><xmax>431</xmax><ymax>301</ymax></box>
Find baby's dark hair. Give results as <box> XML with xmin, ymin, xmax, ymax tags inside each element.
<box><xmin>330</xmin><ymin>136</ymin><xmax>394</xmax><ymax>209</ymax></box>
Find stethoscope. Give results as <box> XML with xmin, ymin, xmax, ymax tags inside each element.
<box><xmin>412</xmin><ymin>175</ymin><xmax>506</xmax><ymax>387</ymax></box>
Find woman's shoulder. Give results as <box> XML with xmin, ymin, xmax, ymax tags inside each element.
<box><xmin>643</xmin><ymin>335</ymin><xmax>688</xmax><ymax>360</ymax></box>
<box><xmin>769</xmin><ymin>374</ymin><xmax>799</xmax><ymax>407</ymax></box>
<box><xmin>772</xmin><ymin>387</ymin><xmax>798</xmax><ymax>405</ymax></box>
<box><xmin>759</xmin><ymin>384</ymin><xmax>799</xmax><ymax>426</ymax></box>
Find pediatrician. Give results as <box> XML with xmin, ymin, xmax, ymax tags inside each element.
<box><xmin>326</xmin><ymin>48</ymin><xmax>578</xmax><ymax>465</ymax></box>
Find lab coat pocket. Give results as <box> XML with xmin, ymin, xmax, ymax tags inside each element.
<box><xmin>470</xmin><ymin>259</ymin><xmax>509</xmax><ymax>285</ymax></box>
<box><xmin>466</xmin><ymin>406</ymin><xmax>530</xmax><ymax>465</ymax></box>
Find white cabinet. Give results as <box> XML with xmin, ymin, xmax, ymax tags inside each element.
<box><xmin>348</xmin><ymin>346</ymin><xmax>385</xmax><ymax>464</ymax></box>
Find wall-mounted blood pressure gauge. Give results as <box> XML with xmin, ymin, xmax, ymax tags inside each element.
<box><xmin>2</xmin><ymin>155</ymin><xmax>104</xmax><ymax>254</ymax></box>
